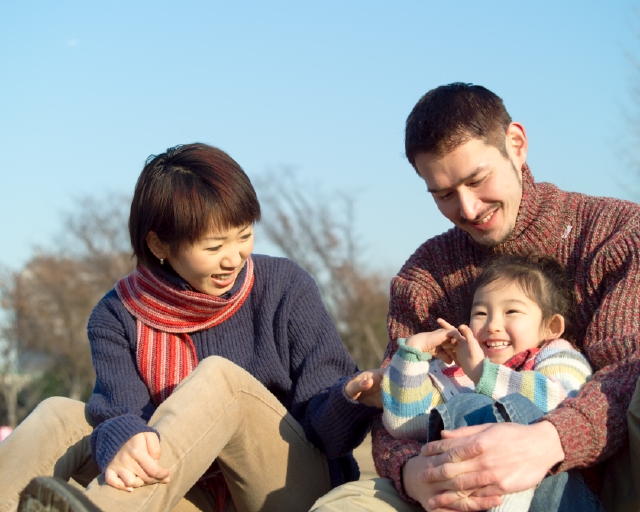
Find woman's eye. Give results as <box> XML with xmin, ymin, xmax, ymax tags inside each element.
<box><xmin>506</xmin><ymin>309</ymin><xmax>520</xmax><ymax>314</ymax></box>
<box><xmin>241</xmin><ymin>233</ymin><xmax>252</xmax><ymax>241</ymax></box>
<box><xmin>207</xmin><ymin>245</ymin><xmax>222</xmax><ymax>252</ymax></box>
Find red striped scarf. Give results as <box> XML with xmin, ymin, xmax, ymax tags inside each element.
<box><xmin>114</xmin><ymin>257</ymin><xmax>254</xmax><ymax>510</ymax></box>
<box><xmin>115</xmin><ymin>257</ymin><xmax>254</xmax><ymax>404</ymax></box>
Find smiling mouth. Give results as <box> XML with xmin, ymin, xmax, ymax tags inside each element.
<box><xmin>485</xmin><ymin>340</ymin><xmax>511</xmax><ymax>349</ymax></box>
<box><xmin>474</xmin><ymin>210</ymin><xmax>496</xmax><ymax>225</ymax></box>
<box><xmin>211</xmin><ymin>273</ymin><xmax>236</xmax><ymax>286</ymax></box>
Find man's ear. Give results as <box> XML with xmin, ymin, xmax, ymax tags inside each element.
<box><xmin>146</xmin><ymin>231</ymin><xmax>169</xmax><ymax>261</ymax></box>
<box><xmin>544</xmin><ymin>314</ymin><xmax>565</xmax><ymax>341</ymax></box>
<box><xmin>505</xmin><ymin>122</ymin><xmax>528</xmax><ymax>170</ymax></box>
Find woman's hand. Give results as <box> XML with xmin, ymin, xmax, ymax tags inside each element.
<box><xmin>345</xmin><ymin>369</ymin><xmax>384</xmax><ymax>408</ymax></box>
<box><xmin>437</xmin><ymin>320</ymin><xmax>485</xmax><ymax>383</ymax></box>
<box><xmin>104</xmin><ymin>432</ymin><xmax>171</xmax><ymax>491</ymax></box>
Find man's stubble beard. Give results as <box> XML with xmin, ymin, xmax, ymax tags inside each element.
<box><xmin>472</xmin><ymin>159</ymin><xmax>523</xmax><ymax>248</ymax></box>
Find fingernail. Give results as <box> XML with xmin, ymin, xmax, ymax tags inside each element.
<box><xmin>125</xmin><ymin>487</ymin><xmax>133</xmax><ymax>493</ymax></box>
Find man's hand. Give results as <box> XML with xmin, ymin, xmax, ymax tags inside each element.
<box><xmin>403</xmin><ymin>452</ymin><xmax>502</xmax><ymax>511</ymax></box>
<box><xmin>104</xmin><ymin>432</ymin><xmax>171</xmax><ymax>491</ymax></box>
<box><xmin>418</xmin><ymin>421</ymin><xmax>564</xmax><ymax>510</ymax></box>
<box><xmin>345</xmin><ymin>369</ymin><xmax>384</xmax><ymax>408</ymax></box>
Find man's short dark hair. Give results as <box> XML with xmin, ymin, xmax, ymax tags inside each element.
<box><xmin>405</xmin><ymin>83</ymin><xmax>512</xmax><ymax>166</ymax></box>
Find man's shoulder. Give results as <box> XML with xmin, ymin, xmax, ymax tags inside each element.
<box><xmin>553</xmin><ymin>184</ymin><xmax>640</xmax><ymax>221</ymax></box>
<box><xmin>555</xmin><ymin>187</ymin><xmax>640</xmax><ymax>240</ymax></box>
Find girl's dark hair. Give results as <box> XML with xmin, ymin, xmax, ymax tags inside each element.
<box><xmin>470</xmin><ymin>254</ymin><xmax>577</xmax><ymax>344</ymax></box>
<box><xmin>129</xmin><ymin>143</ymin><xmax>261</xmax><ymax>269</ymax></box>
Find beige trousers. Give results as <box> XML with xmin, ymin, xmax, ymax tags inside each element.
<box><xmin>0</xmin><ymin>356</ymin><xmax>331</xmax><ymax>512</ymax></box>
<box><xmin>310</xmin><ymin>478</ymin><xmax>423</xmax><ymax>512</ymax></box>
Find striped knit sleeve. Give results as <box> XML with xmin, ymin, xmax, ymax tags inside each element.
<box><xmin>381</xmin><ymin>338</ymin><xmax>445</xmax><ymax>442</ymax></box>
<box><xmin>475</xmin><ymin>339</ymin><xmax>593</xmax><ymax>413</ymax></box>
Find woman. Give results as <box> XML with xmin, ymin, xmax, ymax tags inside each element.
<box><xmin>0</xmin><ymin>143</ymin><xmax>381</xmax><ymax>512</ymax></box>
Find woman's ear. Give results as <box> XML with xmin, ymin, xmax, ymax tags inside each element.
<box><xmin>544</xmin><ymin>314</ymin><xmax>565</xmax><ymax>341</ymax></box>
<box><xmin>146</xmin><ymin>232</ymin><xmax>169</xmax><ymax>261</ymax></box>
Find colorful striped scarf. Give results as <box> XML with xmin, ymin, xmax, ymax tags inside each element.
<box><xmin>115</xmin><ymin>257</ymin><xmax>254</xmax><ymax>404</ymax></box>
<box><xmin>114</xmin><ymin>257</ymin><xmax>255</xmax><ymax>511</ymax></box>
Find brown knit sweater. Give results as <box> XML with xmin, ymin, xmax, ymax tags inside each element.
<box><xmin>372</xmin><ymin>165</ymin><xmax>640</xmax><ymax>500</ymax></box>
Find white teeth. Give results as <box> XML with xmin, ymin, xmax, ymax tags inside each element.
<box><xmin>486</xmin><ymin>341</ymin><xmax>510</xmax><ymax>348</ymax></box>
<box><xmin>477</xmin><ymin>210</ymin><xmax>495</xmax><ymax>225</ymax></box>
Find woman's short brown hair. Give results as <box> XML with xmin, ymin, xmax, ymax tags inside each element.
<box><xmin>129</xmin><ymin>143</ymin><xmax>261</xmax><ymax>269</ymax></box>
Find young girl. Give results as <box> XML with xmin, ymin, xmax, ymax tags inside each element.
<box><xmin>3</xmin><ymin>143</ymin><xmax>381</xmax><ymax>512</ymax></box>
<box><xmin>382</xmin><ymin>254</ymin><xmax>593</xmax><ymax>512</ymax></box>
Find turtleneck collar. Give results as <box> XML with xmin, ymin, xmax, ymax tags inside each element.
<box><xmin>466</xmin><ymin>164</ymin><xmax>569</xmax><ymax>257</ymax></box>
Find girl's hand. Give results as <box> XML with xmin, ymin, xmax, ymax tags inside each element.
<box><xmin>345</xmin><ymin>369</ymin><xmax>384</xmax><ymax>408</ymax></box>
<box><xmin>104</xmin><ymin>432</ymin><xmax>171</xmax><ymax>491</ymax></box>
<box><xmin>405</xmin><ymin>327</ymin><xmax>458</xmax><ymax>356</ymax></box>
<box><xmin>443</xmin><ymin>322</ymin><xmax>486</xmax><ymax>384</ymax></box>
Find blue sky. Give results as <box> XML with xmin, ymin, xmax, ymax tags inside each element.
<box><xmin>1</xmin><ymin>1</ymin><xmax>638</xmax><ymax>276</ymax></box>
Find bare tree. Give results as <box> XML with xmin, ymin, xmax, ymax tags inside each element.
<box><xmin>0</xmin><ymin>194</ymin><xmax>134</xmax><ymax>425</ymax></box>
<box><xmin>60</xmin><ymin>194</ymin><xmax>134</xmax><ymax>289</ymax></box>
<box><xmin>256</xmin><ymin>169</ymin><xmax>390</xmax><ymax>370</ymax></box>
<box><xmin>0</xmin><ymin>266</ymin><xmax>55</xmax><ymax>427</ymax></box>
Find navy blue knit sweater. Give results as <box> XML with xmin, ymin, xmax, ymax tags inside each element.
<box><xmin>87</xmin><ymin>254</ymin><xmax>379</xmax><ymax>488</ymax></box>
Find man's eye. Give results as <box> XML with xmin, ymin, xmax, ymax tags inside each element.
<box><xmin>437</xmin><ymin>192</ymin><xmax>453</xmax><ymax>201</ymax></box>
<box><xmin>469</xmin><ymin>175</ymin><xmax>487</xmax><ymax>187</ymax></box>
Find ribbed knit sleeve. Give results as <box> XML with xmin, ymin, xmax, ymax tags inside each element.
<box><xmin>87</xmin><ymin>290</ymin><xmax>159</xmax><ymax>472</ymax></box>
<box><xmin>282</xmin><ymin>266</ymin><xmax>380</xmax><ymax>463</ymax></box>
<box><xmin>475</xmin><ymin>339</ymin><xmax>592</xmax><ymax>414</ymax></box>
<box><xmin>545</xmin><ymin>222</ymin><xmax>640</xmax><ymax>472</ymax></box>
<box><xmin>381</xmin><ymin>339</ymin><xmax>442</xmax><ymax>442</ymax></box>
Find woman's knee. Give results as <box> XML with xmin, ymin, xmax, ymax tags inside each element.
<box><xmin>193</xmin><ymin>356</ymin><xmax>246</xmax><ymax>382</ymax></box>
<box><xmin>30</xmin><ymin>397</ymin><xmax>91</xmax><ymax>433</ymax></box>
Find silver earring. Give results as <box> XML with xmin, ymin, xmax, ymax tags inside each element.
<box><xmin>160</xmin><ymin>258</ymin><xmax>165</xmax><ymax>265</ymax></box>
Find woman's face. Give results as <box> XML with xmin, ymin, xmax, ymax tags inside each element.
<box><xmin>167</xmin><ymin>224</ymin><xmax>254</xmax><ymax>296</ymax></box>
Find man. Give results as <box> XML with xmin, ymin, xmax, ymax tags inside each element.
<box><xmin>312</xmin><ymin>83</ymin><xmax>640</xmax><ymax>511</ymax></box>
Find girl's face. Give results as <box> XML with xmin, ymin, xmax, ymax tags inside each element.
<box><xmin>469</xmin><ymin>279</ymin><xmax>549</xmax><ymax>365</ymax></box>
<box><xmin>151</xmin><ymin>224</ymin><xmax>254</xmax><ymax>296</ymax></box>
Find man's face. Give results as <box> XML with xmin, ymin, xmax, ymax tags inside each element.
<box><xmin>414</xmin><ymin>137</ymin><xmax>524</xmax><ymax>246</ymax></box>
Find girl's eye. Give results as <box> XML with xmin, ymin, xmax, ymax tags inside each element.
<box><xmin>473</xmin><ymin>311</ymin><xmax>487</xmax><ymax>317</ymax></box>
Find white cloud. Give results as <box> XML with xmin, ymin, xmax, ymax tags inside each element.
<box><xmin>66</xmin><ymin>39</ymin><xmax>79</xmax><ymax>47</ymax></box>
